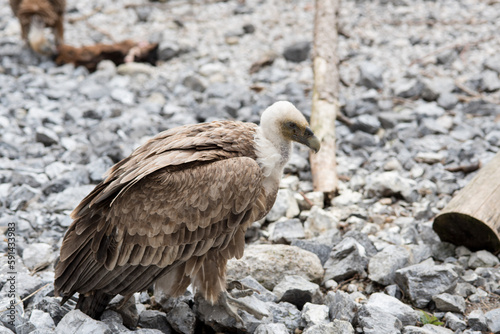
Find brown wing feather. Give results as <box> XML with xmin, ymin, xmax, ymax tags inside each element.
<box><xmin>55</xmin><ymin>121</ymin><xmax>266</xmax><ymax>304</ymax></box>
<box><xmin>73</xmin><ymin>121</ymin><xmax>257</xmax><ymax>217</ymax></box>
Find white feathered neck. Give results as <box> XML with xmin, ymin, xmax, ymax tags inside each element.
<box><xmin>254</xmin><ymin>101</ymin><xmax>307</xmax><ymax>192</ymax></box>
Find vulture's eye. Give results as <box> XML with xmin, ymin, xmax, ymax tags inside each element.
<box><xmin>287</xmin><ymin>122</ymin><xmax>298</xmax><ymax>130</ymax></box>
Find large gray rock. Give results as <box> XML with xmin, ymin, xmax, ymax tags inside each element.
<box><xmin>366</xmin><ymin>293</ymin><xmax>418</xmax><ymax>326</ymax></box>
<box><xmin>443</xmin><ymin>312</ymin><xmax>466</xmax><ymax>331</ymax></box>
<box><xmin>55</xmin><ymin>310</ymin><xmax>111</xmax><ymax>334</ymax></box>
<box><xmin>33</xmin><ymin>297</ymin><xmax>67</xmax><ymax>325</ymax></box>
<box><xmin>29</xmin><ymin>310</ymin><xmax>55</xmax><ymax>331</ymax></box>
<box><xmin>268</xmin><ymin>219</ymin><xmax>305</xmax><ymax>243</ymax></box>
<box><xmin>238</xmin><ymin>276</ymin><xmax>277</xmax><ymax>302</ymax></box>
<box><xmin>468</xmin><ymin>309</ymin><xmax>489</xmax><ymax>331</ymax></box>
<box><xmin>394</xmin><ymin>259</ymin><xmax>458</xmax><ymax>308</ymax></box>
<box><xmin>481</xmin><ymin>70</ymin><xmax>500</xmax><ymax>92</ymax></box>
<box><xmin>303</xmin><ymin>320</ymin><xmax>355</xmax><ymax>334</ymax></box>
<box><xmin>8</xmin><ymin>271</ymin><xmax>45</xmax><ymax>300</ymax></box>
<box><xmin>22</xmin><ymin>243</ymin><xmax>54</xmax><ymax>270</ymax></box>
<box><xmin>266</xmin><ymin>189</ymin><xmax>300</xmax><ymax>221</ymax></box>
<box><xmin>485</xmin><ymin>308</ymin><xmax>500</xmax><ymax>333</ymax></box>
<box><xmin>325</xmin><ymin>290</ymin><xmax>359</xmax><ymax>322</ymax></box>
<box><xmin>100</xmin><ymin>310</ymin><xmax>130</xmax><ymax>333</ymax></box>
<box><xmin>35</xmin><ymin>126</ymin><xmax>59</xmax><ymax>146</ymax></box>
<box><xmin>394</xmin><ymin>78</ymin><xmax>423</xmax><ymax>98</ymax></box>
<box><xmin>0</xmin><ymin>294</ymin><xmax>25</xmax><ymax>332</ymax></box>
<box><xmin>304</xmin><ymin>206</ymin><xmax>339</xmax><ymax>238</ymax></box>
<box><xmin>301</xmin><ymin>303</ymin><xmax>329</xmax><ymax>328</ymax></box>
<box><xmin>227</xmin><ymin>244</ymin><xmax>324</xmax><ymax>290</ymax></box>
<box><xmin>291</xmin><ymin>239</ymin><xmax>332</xmax><ymax>265</ymax></box>
<box><xmin>109</xmin><ymin>295</ymin><xmax>138</xmax><ymax>328</ymax></box>
<box><xmin>365</xmin><ymin>171</ymin><xmax>417</xmax><ymax>202</ymax></box>
<box><xmin>351</xmin><ymin>114</ymin><xmax>381</xmax><ymax>134</ymax></box>
<box><xmin>358</xmin><ymin>62</ymin><xmax>384</xmax><ymax>89</ymax></box>
<box><xmin>402</xmin><ymin>324</ymin><xmax>453</xmax><ymax>334</ymax></box>
<box><xmin>468</xmin><ymin>250</ymin><xmax>500</xmax><ymax>269</ymax></box>
<box><xmin>266</xmin><ymin>302</ymin><xmax>302</xmax><ymax>332</ymax></box>
<box><xmin>273</xmin><ymin>275</ymin><xmax>322</xmax><ymax>309</ymax></box>
<box><xmin>323</xmin><ymin>237</ymin><xmax>369</xmax><ymax>282</ymax></box>
<box><xmin>421</xmin><ymin>77</ymin><xmax>455</xmax><ymax>101</ymax></box>
<box><xmin>254</xmin><ymin>323</ymin><xmax>288</xmax><ymax>334</ymax></box>
<box><xmin>137</xmin><ymin>310</ymin><xmax>172</xmax><ymax>334</ymax></box>
<box><xmin>8</xmin><ymin>184</ymin><xmax>40</xmax><ymax>211</ymax></box>
<box><xmin>355</xmin><ymin>304</ymin><xmax>403</xmax><ymax>334</ymax></box>
<box><xmin>0</xmin><ymin>326</ymin><xmax>14</xmax><ymax>334</ymax></box>
<box><xmin>432</xmin><ymin>293</ymin><xmax>466</xmax><ymax>314</ymax></box>
<box><xmin>165</xmin><ymin>302</ymin><xmax>196</xmax><ymax>334</ymax></box>
<box><xmin>368</xmin><ymin>245</ymin><xmax>411</xmax><ymax>285</ymax></box>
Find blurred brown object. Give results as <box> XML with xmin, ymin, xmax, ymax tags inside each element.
<box><xmin>55</xmin><ymin>40</ymin><xmax>158</xmax><ymax>72</ymax></box>
<box><xmin>9</xmin><ymin>0</ymin><xmax>66</xmax><ymax>55</ymax></box>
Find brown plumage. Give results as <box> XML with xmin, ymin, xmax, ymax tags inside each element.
<box><xmin>9</xmin><ymin>0</ymin><xmax>65</xmax><ymax>55</ymax></box>
<box><xmin>54</xmin><ymin>101</ymin><xmax>321</xmax><ymax>319</ymax></box>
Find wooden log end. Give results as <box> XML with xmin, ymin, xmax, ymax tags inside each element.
<box><xmin>433</xmin><ymin>212</ymin><xmax>500</xmax><ymax>255</ymax></box>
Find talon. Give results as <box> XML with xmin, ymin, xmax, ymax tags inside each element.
<box><xmin>220</xmin><ymin>291</ymin><xmax>244</xmax><ymax>323</ymax></box>
<box><xmin>219</xmin><ymin>290</ymin><xmax>269</xmax><ymax>321</ymax></box>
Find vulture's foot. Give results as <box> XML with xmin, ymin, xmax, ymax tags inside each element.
<box><xmin>219</xmin><ymin>281</ymin><xmax>268</xmax><ymax>323</ymax></box>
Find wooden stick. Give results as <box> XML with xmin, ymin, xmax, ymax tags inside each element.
<box><xmin>433</xmin><ymin>152</ymin><xmax>500</xmax><ymax>254</ymax></box>
<box><xmin>309</xmin><ymin>0</ymin><xmax>340</xmax><ymax>195</ymax></box>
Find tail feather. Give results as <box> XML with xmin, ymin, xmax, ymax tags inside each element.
<box><xmin>75</xmin><ymin>292</ymin><xmax>114</xmax><ymax>319</ymax></box>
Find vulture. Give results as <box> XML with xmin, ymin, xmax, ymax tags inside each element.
<box><xmin>9</xmin><ymin>0</ymin><xmax>65</xmax><ymax>55</ymax></box>
<box><xmin>54</xmin><ymin>101</ymin><xmax>321</xmax><ymax>321</ymax></box>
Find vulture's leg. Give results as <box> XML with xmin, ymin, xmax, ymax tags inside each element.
<box><xmin>218</xmin><ymin>281</ymin><xmax>269</xmax><ymax>323</ymax></box>
<box><xmin>54</xmin><ymin>16</ymin><xmax>64</xmax><ymax>46</ymax></box>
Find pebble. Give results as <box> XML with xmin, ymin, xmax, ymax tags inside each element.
<box><xmin>283</xmin><ymin>41</ymin><xmax>311</xmax><ymax>63</ymax></box>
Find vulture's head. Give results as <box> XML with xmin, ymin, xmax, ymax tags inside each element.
<box><xmin>260</xmin><ymin>101</ymin><xmax>321</xmax><ymax>153</ymax></box>
<box><xmin>27</xmin><ymin>16</ymin><xmax>56</xmax><ymax>55</ymax></box>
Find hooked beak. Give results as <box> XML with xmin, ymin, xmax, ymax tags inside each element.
<box><xmin>294</xmin><ymin>126</ymin><xmax>321</xmax><ymax>153</ymax></box>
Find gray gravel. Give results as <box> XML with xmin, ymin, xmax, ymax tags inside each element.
<box><xmin>2</xmin><ymin>0</ymin><xmax>500</xmax><ymax>333</ymax></box>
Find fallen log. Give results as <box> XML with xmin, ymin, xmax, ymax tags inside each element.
<box><xmin>433</xmin><ymin>152</ymin><xmax>500</xmax><ymax>254</ymax></box>
<box><xmin>55</xmin><ymin>40</ymin><xmax>158</xmax><ymax>72</ymax></box>
<box><xmin>309</xmin><ymin>0</ymin><xmax>340</xmax><ymax>195</ymax></box>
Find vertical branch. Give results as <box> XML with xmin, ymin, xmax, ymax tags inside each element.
<box><xmin>310</xmin><ymin>0</ymin><xmax>340</xmax><ymax>195</ymax></box>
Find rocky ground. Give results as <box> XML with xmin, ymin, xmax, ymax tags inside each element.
<box><xmin>1</xmin><ymin>0</ymin><xmax>500</xmax><ymax>333</ymax></box>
